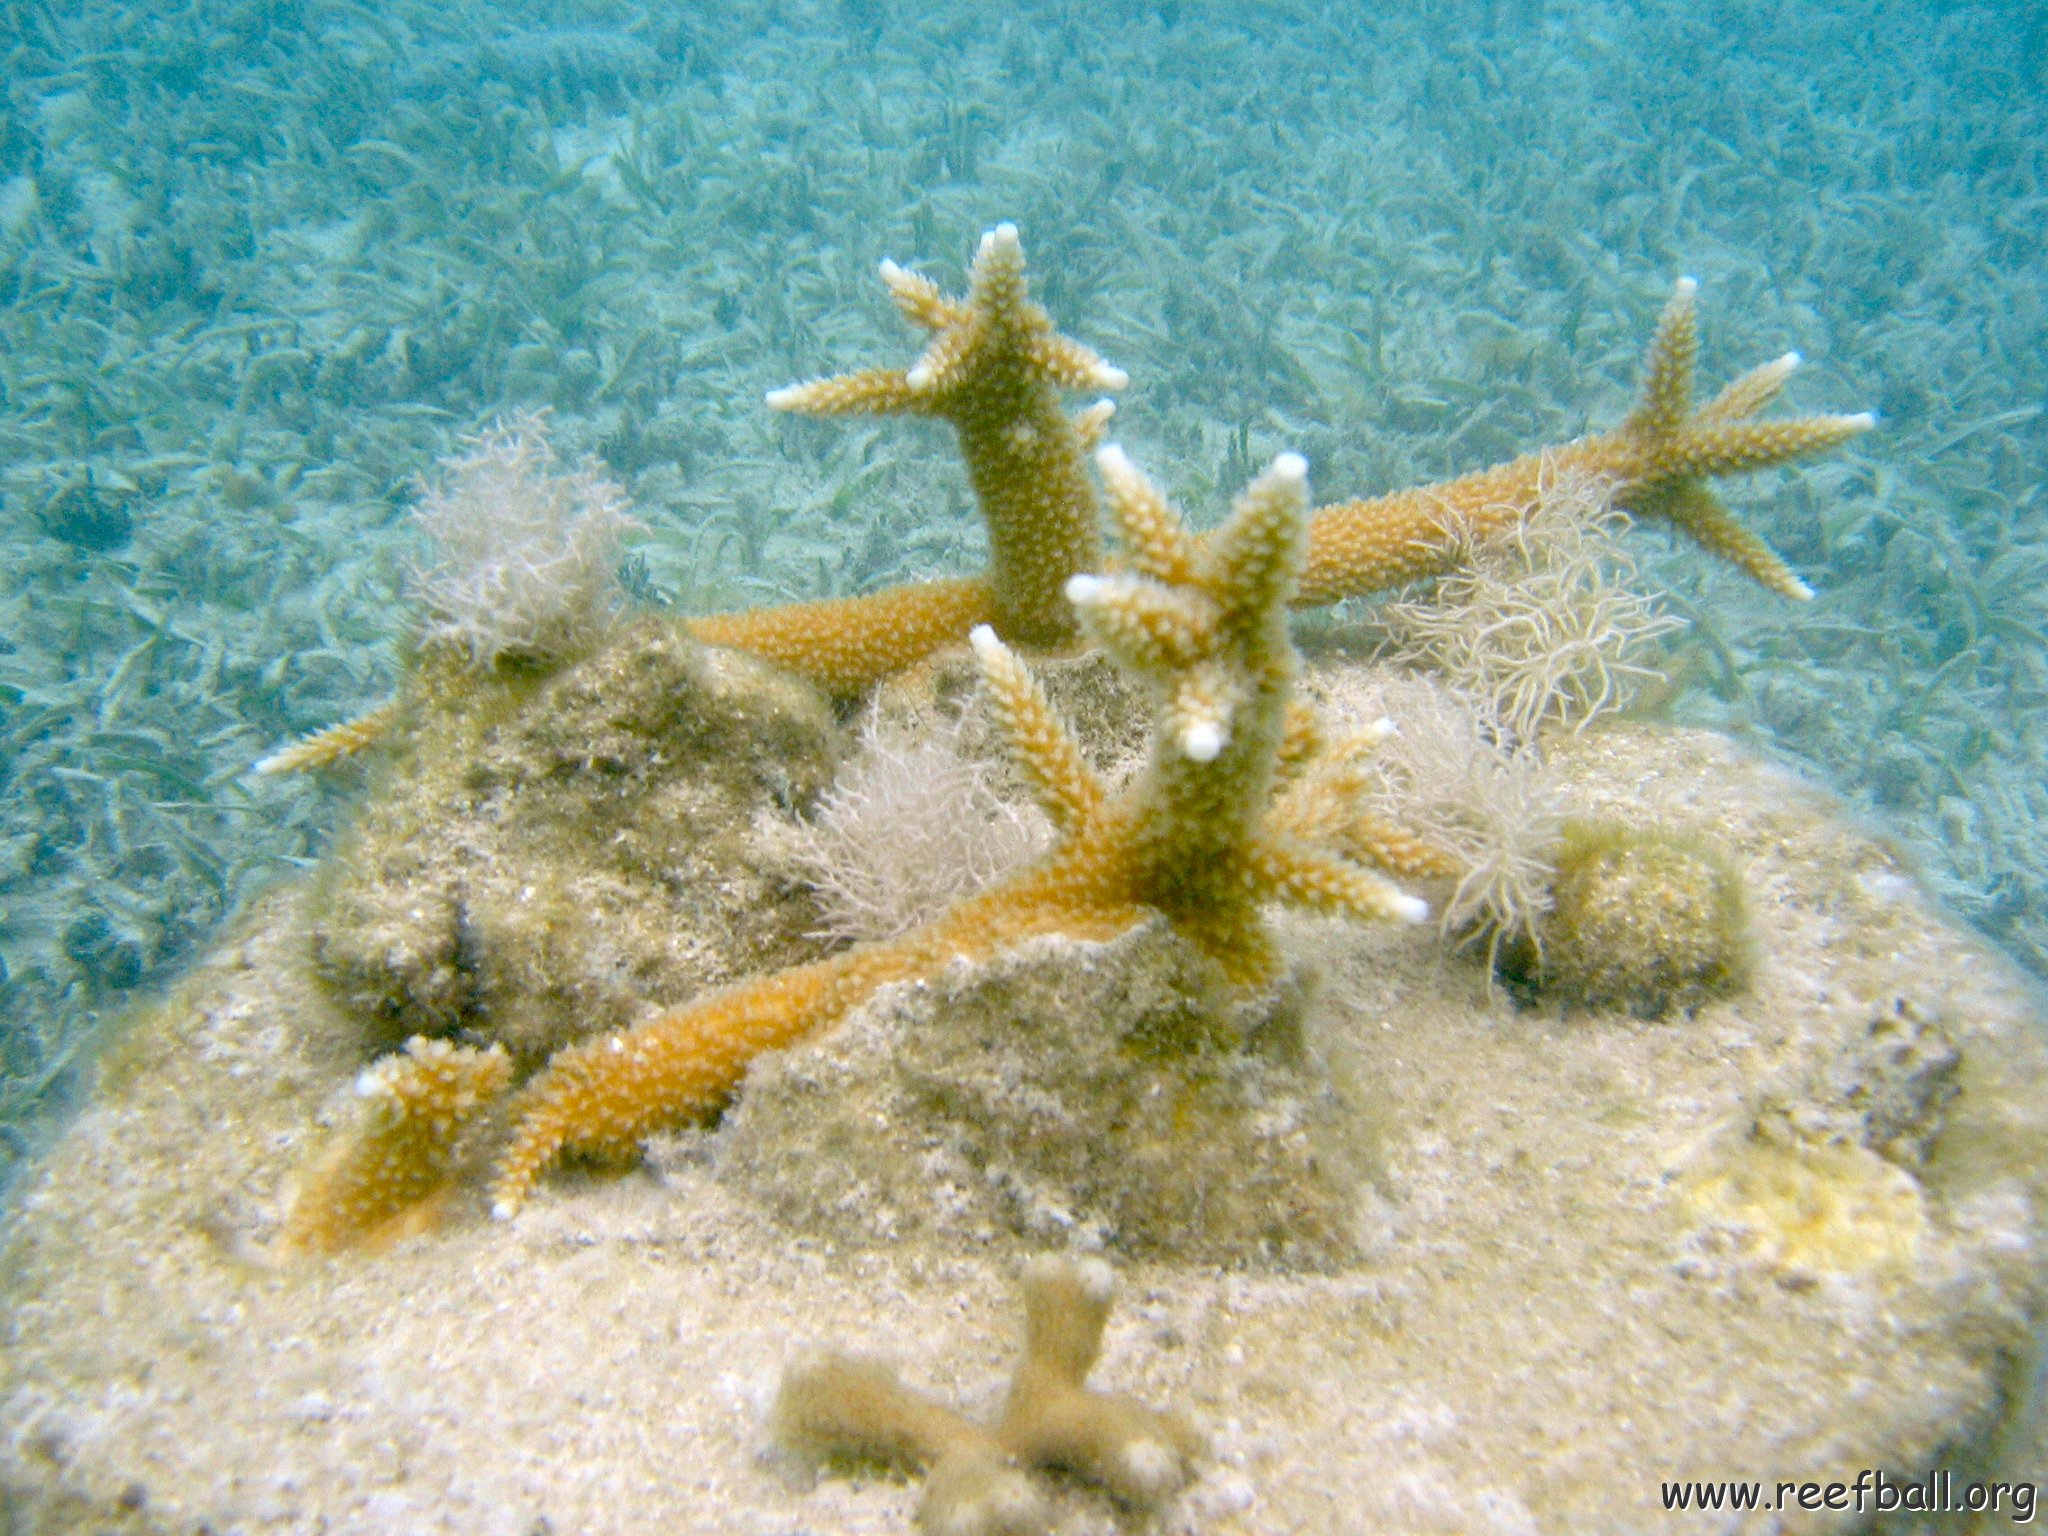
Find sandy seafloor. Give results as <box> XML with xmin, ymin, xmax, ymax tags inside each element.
<box><xmin>5</xmin><ymin>714</ymin><xmax>2048</xmax><ymax>1536</ymax></box>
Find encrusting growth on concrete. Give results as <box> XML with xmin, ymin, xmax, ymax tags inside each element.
<box><xmin>277</xmin><ymin>1035</ymin><xmax>511</xmax><ymax>1256</ymax></box>
<box><xmin>773</xmin><ymin>1254</ymin><xmax>1203</xmax><ymax>1535</ymax></box>
<box><xmin>1508</xmin><ymin>820</ymin><xmax>1751</xmax><ymax>1018</ymax></box>
<box><xmin>1296</xmin><ymin>276</ymin><xmax>1874</xmax><ymax>605</ymax></box>
<box><xmin>487</xmin><ymin>449</ymin><xmax>1434</xmax><ymax>1216</ymax></box>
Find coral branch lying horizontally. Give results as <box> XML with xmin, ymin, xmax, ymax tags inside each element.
<box><xmin>253</xmin><ymin>699</ymin><xmax>400</xmax><ymax>776</ymax></box>
<box><xmin>1296</xmin><ymin>277</ymin><xmax>1874</xmax><ymax>605</ymax></box>
<box><xmin>773</xmin><ymin>1255</ymin><xmax>1203</xmax><ymax>1535</ymax></box>
<box><xmin>686</xmin><ymin>241</ymin><xmax>1867</xmax><ymax>696</ymax></box>
<box><xmin>488</xmin><ymin>449</ymin><xmax>1434</xmax><ymax>1216</ymax></box>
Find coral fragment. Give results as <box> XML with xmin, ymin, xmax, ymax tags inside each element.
<box><xmin>278</xmin><ymin>1035</ymin><xmax>511</xmax><ymax>1256</ymax></box>
<box><xmin>772</xmin><ymin>1255</ymin><xmax>1201</xmax><ymax>1535</ymax></box>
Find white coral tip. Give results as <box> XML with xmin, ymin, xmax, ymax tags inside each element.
<box><xmin>968</xmin><ymin>623</ymin><xmax>1004</xmax><ymax>660</ymax></box>
<box><xmin>1778</xmin><ymin>350</ymin><xmax>1802</xmax><ymax>371</ymax></box>
<box><xmin>1120</xmin><ymin>1437</ymin><xmax>1183</xmax><ymax>1500</ymax></box>
<box><xmin>1674</xmin><ymin>274</ymin><xmax>1699</xmax><ymax>301</ymax></box>
<box><xmin>490</xmin><ymin>1199</ymin><xmax>517</xmax><ymax>1222</ymax></box>
<box><xmin>1390</xmin><ymin>893</ymin><xmax>1431</xmax><ymax>925</ymax></box>
<box><xmin>1074</xmin><ymin>1255</ymin><xmax>1115</xmax><ymax>1301</ymax></box>
<box><xmin>1095</xmin><ymin>363</ymin><xmax>1130</xmax><ymax>390</ymax></box>
<box><xmin>1064</xmin><ymin>574</ymin><xmax>1105</xmax><ymax>604</ymax></box>
<box><xmin>1181</xmin><ymin>721</ymin><xmax>1225</xmax><ymax>762</ymax></box>
<box><xmin>1365</xmin><ymin>716</ymin><xmax>1398</xmax><ymax>741</ymax></box>
<box><xmin>977</xmin><ymin>223</ymin><xmax>1022</xmax><ymax>265</ymax></box>
<box><xmin>1269</xmin><ymin>451</ymin><xmax>1307</xmax><ymax>483</ymax></box>
<box><xmin>905</xmin><ymin>360</ymin><xmax>935</xmax><ymax>390</ymax></box>
<box><xmin>763</xmin><ymin>385</ymin><xmax>802</xmax><ymax>410</ymax></box>
<box><xmin>878</xmin><ymin>257</ymin><xmax>905</xmax><ymax>282</ymax></box>
<box><xmin>1095</xmin><ymin>442</ymin><xmax>1133</xmax><ymax>479</ymax></box>
<box><xmin>1786</xmin><ymin>576</ymin><xmax>1817</xmax><ymax>601</ymax></box>
<box><xmin>1845</xmin><ymin>410</ymin><xmax>1878</xmax><ymax>429</ymax></box>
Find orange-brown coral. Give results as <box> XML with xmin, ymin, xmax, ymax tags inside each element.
<box><xmin>1296</xmin><ymin>277</ymin><xmax>1873</xmax><ymax>605</ymax></box>
<box><xmin>489</xmin><ymin>448</ymin><xmax>1432</xmax><ymax>1216</ymax></box>
<box><xmin>253</xmin><ymin>699</ymin><xmax>399</xmax><ymax>776</ymax></box>
<box><xmin>685</xmin><ymin>576</ymin><xmax>996</xmax><ymax>697</ymax></box>
<box><xmin>278</xmin><ymin>1035</ymin><xmax>511</xmax><ymax>1255</ymax></box>
<box><xmin>767</xmin><ymin>222</ymin><xmax>1124</xmax><ymax>654</ymax></box>
<box><xmin>774</xmin><ymin>1254</ymin><xmax>1202</xmax><ymax>1534</ymax></box>
<box><xmin>693</xmin><ymin>257</ymin><xmax>1865</xmax><ymax>696</ymax></box>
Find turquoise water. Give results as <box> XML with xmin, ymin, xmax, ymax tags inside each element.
<box><xmin>0</xmin><ymin>0</ymin><xmax>2041</xmax><ymax>1182</ymax></box>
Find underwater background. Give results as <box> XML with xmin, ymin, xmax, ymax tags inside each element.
<box><xmin>0</xmin><ymin>0</ymin><xmax>2041</xmax><ymax>1191</ymax></box>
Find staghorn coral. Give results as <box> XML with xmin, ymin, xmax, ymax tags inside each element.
<box><xmin>277</xmin><ymin>1035</ymin><xmax>511</xmax><ymax>1256</ymax></box>
<box><xmin>1298</xmin><ymin>278</ymin><xmax>1873</xmax><ymax>606</ymax></box>
<box><xmin>766</xmin><ymin>223</ymin><xmax>1124</xmax><ymax>653</ymax></box>
<box><xmin>773</xmin><ymin>1254</ymin><xmax>1202</xmax><ymax>1536</ymax></box>
<box><xmin>278</xmin><ymin>237</ymin><xmax>1865</xmax><ymax>723</ymax></box>
<box><xmin>488</xmin><ymin>450</ymin><xmax>1432</xmax><ymax>1216</ymax></box>
<box><xmin>252</xmin><ymin>699</ymin><xmax>400</xmax><ymax>776</ymax></box>
<box><xmin>678</xmin><ymin>224</ymin><xmax>1129</xmax><ymax>696</ymax></box>
<box><xmin>274</xmin><ymin>228</ymin><xmax>1866</xmax><ymax>1244</ymax></box>
<box><xmin>681</xmin><ymin>242</ymin><xmax>1865</xmax><ymax>698</ymax></box>
<box><xmin>687</xmin><ymin>576</ymin><xmax>999</xmax><ymax>698</ymax></box>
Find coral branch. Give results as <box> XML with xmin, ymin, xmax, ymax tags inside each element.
<box><xmin>768</xmin><ymin>224</ymin><xmax>1121</xmax><ymax>649</ymax></box>
<box><xmin>279</xmin><ymin>1036</ymin><xmax>510</xmax><ymax>1256</ymax></box>
<box><xmin>686</xmin><ymin>576</ymin><xmax>996</xmax><ymax>696</ymax></box>
<box><xmin>492</xmin><ymin>448</ymin><xmax>1431</xmax><ymax>1214</ymax></box>
<box><xmin>253</xmin><ymin>700</ymin><xmax>399</xmax><ymax>776</ymax></box>
<box><xmin>773</xmin><ymin>1256</ymin><xmax>1202</xmax><ymax>1535</ymax></box>
<box><xmin>1297</xmin><ymin>279</ymin><xmax>1873</xmax><ymax>606</ymax></box>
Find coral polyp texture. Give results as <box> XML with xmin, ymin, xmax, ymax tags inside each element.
<box><xmin>277</xmin><ymin>1035</ymin><xmax>511</xmax><ymax>1256</ymax></box>
<box><xmin>1294</xmin><ymin>277</ymin><xmax>1874</xmax><ymax>606</ymax></box>
<box><xmin>768</xmin><ymin>223</ymin><xmax>1124</xmax><ymax>652</ymax></box>
<box><xmin>687</xmin><ymin>222</ymin><xmax>1125</xmax><ymax>695</ymax></box>
<box><xmin>253</xmin><ymin>699</ymin><xmax>401</xmax><ymax>776</ymax></box>
<box><xmin>488</xmin><ymin>450</ymin><xmax>1433</xmax><ymax>1216</ymax></box>
<box><xmin>654</xmin><ymin>234</ymin><xmax>1868</xmax><ymax>706</ymax></box>
<box><xmin>773</xmin><ymin>1255</ymin><xmax>1202</xmax><ymax>1536</ymax></box>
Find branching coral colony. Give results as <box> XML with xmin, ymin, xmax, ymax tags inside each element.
<box><xmin>489</xmin><ymin>446</ymin><xmax>1439</xmax><ymax>1214</ymax></box>
<box><xmin>270</xmin><ymin>223</ymin><xmax>1870</xmax><ymax>1235</ymax></box>
<box><xmin>774</xmin><ymin>1255</ymin><xmax>1202</xmax><ymax>1535</ymax></box>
